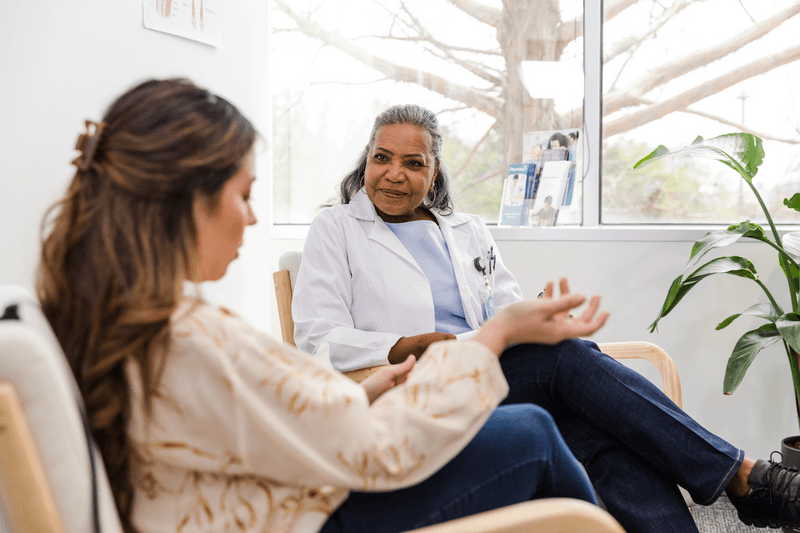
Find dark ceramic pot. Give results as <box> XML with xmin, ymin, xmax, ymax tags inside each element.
<box><xmin>781</xmin><ymin>436</ymin><xmax>800</xmax><ymax>533</ymax></box>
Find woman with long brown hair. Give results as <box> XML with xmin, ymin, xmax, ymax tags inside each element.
<box><xmin>37</xmin><ymin>78</ymin><xmax>609</xmax><ymax>533</ymax></box>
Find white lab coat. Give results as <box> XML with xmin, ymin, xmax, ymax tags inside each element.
<box><xmin>293</xmin><ymin>189</ymin><xmax>523</xmax><ymax>372</ymax></box>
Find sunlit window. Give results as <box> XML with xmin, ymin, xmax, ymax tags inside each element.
<box><xmin>602</xmin><ymin>0</ymin><xmax>800</xmax><ymax>224</ymax></box>
<box><xmin>271</xmin><ymin>0</ymin><xmax>583</xmax><ymax>224</ymax></box>
<box><xmin>272</xmin><ymin>0</ymin><xmax>800</xmax><ymax>227</ymax></box>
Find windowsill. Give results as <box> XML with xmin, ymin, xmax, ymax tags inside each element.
<box><xmin>271</xmin><ymin>223</ymin><xmax>800</xmax><ymax>242</ymax></box>
<box><xmin>488</xmin><ymin>225</ymin><xmax>800</xmax><ymax>242</ymax></box>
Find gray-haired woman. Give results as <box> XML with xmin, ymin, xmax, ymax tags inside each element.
<box><xmin>294</xmin><ymin>103</ymin><xmax>800</xmax><ymax>533</ymax></box>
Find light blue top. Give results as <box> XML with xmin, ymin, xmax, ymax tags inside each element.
<box><xmin>385</xmin><ymin>220</ymin><xmax>472</xmax><ymax>335</ymax></box>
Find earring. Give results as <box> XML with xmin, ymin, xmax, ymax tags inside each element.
<box><xmin>424</xmin><ymin>187</ymin><xmax>437</xmax><ymax>208</ymax></box>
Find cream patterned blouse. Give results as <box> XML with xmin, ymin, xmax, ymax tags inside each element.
<box><xmin>125</xmin><ymin>299</ymin><xmax>509</xmax><ymax>533</ymax></box>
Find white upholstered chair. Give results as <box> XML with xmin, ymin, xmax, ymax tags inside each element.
<box><xmin>0</xmin><ymin>285</ymin><xmax>122</xmax><ymax>533</ymax></box>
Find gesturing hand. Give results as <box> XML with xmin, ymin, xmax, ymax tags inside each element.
<box><xmin>361</xmin><ymin>355</ymin><xmax>416</xmax><ymax>405</ymax></box>
<box><xmin>542</xmin><ymin>278</ymin><xmax>574</xmax><ymax>320</ymax></box>
<box><xmin>474</xmin><ymin>279</ymin><xmax>609</xmax><ymax>356</ymax></box>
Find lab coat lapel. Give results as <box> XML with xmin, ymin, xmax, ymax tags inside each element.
<box><xmin>350</xmin><ymin>189</ymin><xmax>423</xmax><ymax>273</ymax></box>
<box><xmin>436</xmin><ymin>211</ymin><xmax>481</xmax><ymax>328</ymax></box>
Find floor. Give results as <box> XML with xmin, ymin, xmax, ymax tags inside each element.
<box><xmin>691</xmin><ymin>493</ymin><xmax>767</xmax><ymax>532</ymax></box>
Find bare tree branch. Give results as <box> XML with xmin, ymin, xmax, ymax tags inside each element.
<box><xmin>560</xmin><ymin>0</ymin><xmax>644</xmax><ymax>44</ymax></box>
<box><xmin>356</xmin><ymin>34</ymin><xmax>502</xmax><ymax>56</ymax></box>
<box><xmin>608</xmin><ymin>44</ymin><xmax>640</xmax><ymax>92</ymax></box>
<box><xmin>736</xmin><ymin>0</ymin><xmax>756</xmax><ymax>24</ymax></box>
<box><xmin>397</xmin><ymin>3</ymin><xmax>504</xmax><ymax>86</ymax></box>
<box><xmin>437</xmin><ymin>106</ymin><xmax>470</xmax><ymax>114</ymax></box>
<box><xmin>274</xmin><ymin>0</ymin><xmax>503</xmax><ymax>119</ymax></box>
<box><xmin>605</xmin><ymin>43</ymin><xmax>800</xmax><ymax>136</ymax></box>
<box><xmin>604</xmin><ymin>2</ymin><xmax>800</xmax><ymax>115</ymax></box>
<box><xmin>446</xmin><ymin>0</ymin><xmax>502</xmax><ymax>28</ymax></box>
<box><xmin>454</xmin><ymin>121</ymin><xmax>498</xmax><ymax>178</ymax></box>
<box><xmin>461</xmin><ymin>170</ymin><xmax>503</xmax><ymax>190</ymax></box>
<box><xmin>676</xmin><ymin>107</ymin><xmax>800</xmax><ymax>145</ymax></box>
<box><xmin>605</xmin><ymin>0</ymin><xmax>702</xmax><ymax>63</ymax></box>
<box><xmin>606</xmin><ymin>0</ymin><xmax>649</xmax><ymax>21</ymax></box>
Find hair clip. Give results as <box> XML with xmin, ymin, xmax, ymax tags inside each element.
<box><xmin>71</xmin><ymin>120</ymin><xmax>107</xmax><ymax>171</ymax></box>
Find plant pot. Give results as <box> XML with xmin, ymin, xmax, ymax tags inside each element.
<box><xmin>781</xmin><ymin>436</ymin><xmax>800</xmax><ymax>533</ymax></box>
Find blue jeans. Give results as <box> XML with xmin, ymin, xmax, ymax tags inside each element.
<box><xmin>498</xmin><ymin>340</ymin><xmax>744</xmax><ymax>533</ymax></box>
<box><xmin>320</xmin><ymin>404</ymin><xmax>596</xmax><ymax>533</ymax></box>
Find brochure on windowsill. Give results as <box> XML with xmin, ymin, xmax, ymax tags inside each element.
<box><xmin>527</xmin><ymin>160</ymin><xmax>571</xmax><ymax>227</ymax></box>
<box><xmin>497</xmin><ymin>163</ymin><xmax>537</xmax><ymax>226</ymax></box>
<box><xmin>523</xmin><ymin>127</ymin><xmax>581</xmax><ymax>213</ymax></box>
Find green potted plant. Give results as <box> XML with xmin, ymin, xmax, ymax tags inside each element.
<box><xmin>634</xmin><ymin>133</ymin><xmax>800</xmax><ymax>469</ymax></box>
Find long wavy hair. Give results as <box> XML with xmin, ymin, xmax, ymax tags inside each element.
<box><xmin>338</xmin><ymin>104</ymin><xmax>454</xmax><ymax>214</ymax></box>
<box><xmin>37</xmin><ymin>78</ymin><xmax>256</xmax><ymax>533</ymax></box>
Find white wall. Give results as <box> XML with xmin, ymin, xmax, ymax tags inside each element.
<box><xmin>270</xmin><ymin>235</ymin><xmax>798</xmax><ymax>459</ymax></box>
<box><xmin>0</xmin><ymin>0</ymin><xmax>272</xmax><ymax>327</ymax></box>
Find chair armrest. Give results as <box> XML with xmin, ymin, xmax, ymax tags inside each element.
<box><xmin>404</xmin><ymin>498</ymin><xmax>625</xmax><ymax>533</ymax></box>
<box><xmin>598</xmin><ymin>341</ymin><xmax>682</xmax><ymax>409</ymax></box>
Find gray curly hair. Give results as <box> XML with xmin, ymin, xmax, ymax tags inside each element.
<box><xmin>337</xmin><ymin>104</ymin><xmax>453</xmax><ymax>214</ymax></box>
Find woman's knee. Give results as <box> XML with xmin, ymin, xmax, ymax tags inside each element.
<box><xmin>495</xmin><ymin>404</ymin><xmax>561</xmax><ymax>445</ymax></box>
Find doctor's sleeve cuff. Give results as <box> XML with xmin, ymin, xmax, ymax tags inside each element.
<box><xmin>324</xmin><ymin>329</ymin><xmax>402</xmax><ymax>372</ymax></box>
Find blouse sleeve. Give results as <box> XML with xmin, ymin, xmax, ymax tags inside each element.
<box><xmin>140</xmin><ymin>304</ymin><xmax>508</xmax><ymax>492</ymax></box>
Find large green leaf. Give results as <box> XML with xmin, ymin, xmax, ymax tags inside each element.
<box><xmin>724</xmin><ymin>323</ymin><xmax>781</xmax><ymax>394</ymax></box>
<box><xmin>649</xmin><ymin>276</ymin><xmax>689</xmax><ymax>332</ymax></box>
<box><xmin>777</xmin><ymin>313</ymin><xmax>800</xmax><ymax>353</ymax></box>
<box><xmin>684</xmin><ymin>256</ymin><xmax>758</xmax><ymax>283</ymax></box>
<box><xmin>682</xmin><ymin>222</ymin><xmax>764</xmax><ymax>277</ymax></box>
<box><xmin>634</xmin><ymin>133</ymin><xmax>764</xmax><ymax>183</ymax></box>
<box><xmin>779</xmin><ymin>253</ymin><xmax>800</xmax><ymax>296</ymax></box>
<box><xmin>649</xmin><ymin>256</ymin><xmax>758</xmax><ymax>332</ymax></box>
<box><xmin>785</xmin><ymin>194</ymin><xmax>800</xmax><ymax>213</ymax></box>
<box><xmin>717</xmin><ymin>303</ymin><xmax>779</xmax><ymax>330</ymax></box>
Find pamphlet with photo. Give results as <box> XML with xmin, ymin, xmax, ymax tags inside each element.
<box><xmin>498</xmin><ymin>163</ymin><xmax>536</xmax><ymax>226</ymax></box>
<box><xmin>528</xmin><ymin>161</ymin><xmax>571</xmax><ymax>227</ymax></box>
<box><xmin>523</xmin><ymin>127</ymin><xmax>581</xmax><ymax>208</ymax></box>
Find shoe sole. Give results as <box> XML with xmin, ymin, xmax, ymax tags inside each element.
<box><xmin>737</xmin><ymin>509</ymin><xmax>792</xmax><ymax>529</ymax></box>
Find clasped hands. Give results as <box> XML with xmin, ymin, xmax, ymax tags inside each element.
<box><xmin>362</xmin><ymin>278</ymin><xmax>609</xmax><ymax>404</ymax></box>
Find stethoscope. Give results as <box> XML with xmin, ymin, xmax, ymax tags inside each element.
<box><xmin>472</xmin><ymin>246</ymin><xmax>496</xmax><ymax>277</ymax></box>
<box><xmin>473</xmin><ymin>246</ymin><xmax>496</xmax><ymax>320</ymax></box>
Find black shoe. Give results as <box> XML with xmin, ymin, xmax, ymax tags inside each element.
<box><xmin>729</xmin><ymin>457</ymin><xmax>800</xmax><ymax>528</ymax></box>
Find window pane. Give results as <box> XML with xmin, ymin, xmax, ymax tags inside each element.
<box><xmin>272</xmin><ymin>0</ymin><xmax>584</xmax><ymax>224</ymax></box>
<box><xmin>602</xmin><ymin>0</ymin><xmax>800</xmax><ymax>225</ymax></box>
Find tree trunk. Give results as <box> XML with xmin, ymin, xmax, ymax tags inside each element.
<box><xmin>499</xmin><ymin>0</ymin><xmax>564</xmax><ymax>173</ymax></box>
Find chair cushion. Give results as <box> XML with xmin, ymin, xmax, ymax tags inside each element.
<box><xmin>279</xmin><ymin>250</ymin><xmax>303</xmax><ymax>289</ymax></box>
<box><xmin>0</xmin><ymin>285</ymin><xmax>122</xmax><ymax>533</ymax></box>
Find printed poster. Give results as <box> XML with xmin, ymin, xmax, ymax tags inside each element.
<box><xmin>144</xmin><ymin>0</ymin><xmax>222</xmax><ymax>47</ymax></box>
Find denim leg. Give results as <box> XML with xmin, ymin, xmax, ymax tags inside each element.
<box><xmin>320</xmin><ymin>404</ymin><xmax>596</xmax><ymax>533</ymax></box>
<box><xmin>499</xmin><ymin>340</ymin><xmax>744</xmax><ymax>533</ymax></box>
<box><xmin>559</xmin><ymin>410</ymin><xmax>700</xmax><ymax>532</ymax></box>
